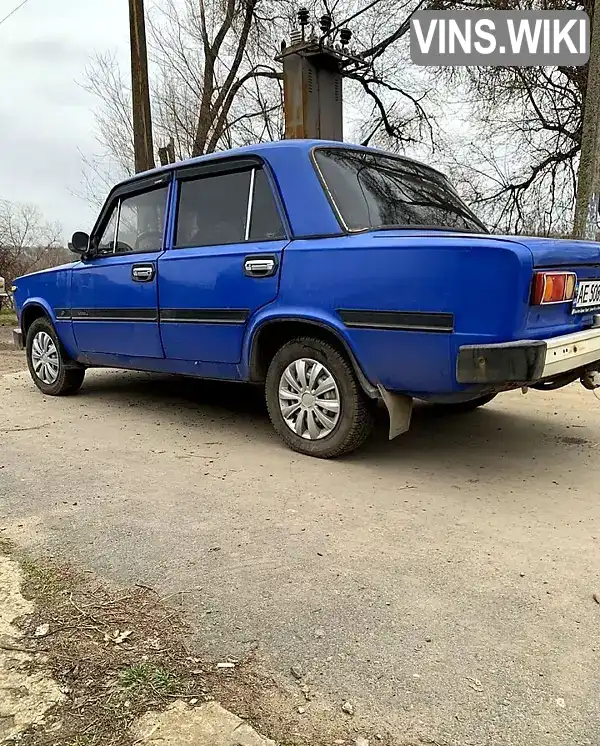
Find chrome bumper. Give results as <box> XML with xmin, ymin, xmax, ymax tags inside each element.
<box><xmin>457</xmin><ymin>324</ymin><xmax>600</xmax><ymax>385</ymax></box>
<box><xmin>542</xmin><ymin>327</ymin><xmax>600</xmax><ymax>378</ymax></box>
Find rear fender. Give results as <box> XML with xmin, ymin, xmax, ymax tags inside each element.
<box><xmin>242</xmin><ymin>306</ymin><xmax>379</xmax><ymax>398</ymax></box>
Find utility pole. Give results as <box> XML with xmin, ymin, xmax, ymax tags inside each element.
<box><xmin>129</xmin><ymin>0</ymin><xmax>155</xmax><ymax>173</ymax></box>
<box><xmin>573</xmin><ymin>2</ymin><xmax>600</xmax><ymax>239</ymax></box>
<box><xmin>276</xmin><ymin>7</ymin><xmax>364</xmax><ymax>141</ymax></box>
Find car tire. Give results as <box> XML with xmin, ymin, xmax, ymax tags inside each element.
<box><xmin>26</xmin><ymin>317</ymin><xmax>85</xmax><ymax>396</ymax></box>
<box><xmin>434</xmin><ymin>393</ymin><xmax>497</xmax><ymax>413</ymax></box>
<box><xmin>265</xmin><ymin>337</ymin><xmax>374</xmax><ymax>458</ymax></box>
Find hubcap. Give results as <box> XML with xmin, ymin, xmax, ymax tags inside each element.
<box><xmin>31</xmin><ymin>331</ymin><xmax>60</xmax><ymax>385</ymax></box>
<box><xmin>278</xmin><ymin>358</ymin><xmax>341</xmax><ymax>440</ymax></box>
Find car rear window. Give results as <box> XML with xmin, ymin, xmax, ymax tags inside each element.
<box><xmin>313</xmin><ymin>147</ymin><xmax>486</xmax><ymax>234</ymax></box>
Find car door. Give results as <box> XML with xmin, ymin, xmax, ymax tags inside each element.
<box><xmin>157</xmin><ymin>158</ymin><xmax>288</xmax><ymax>364</ymax></box>
<box><xmin>71</xmin><ymin>175</ymin><xmax>171</xmax><ymax>360</ymax></box>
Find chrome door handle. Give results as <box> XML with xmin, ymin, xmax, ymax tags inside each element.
<box><xmin>244</xmin><ymin>256</ymin><xmax>277</xmax><ymax>278</ymax></box>
<box><xmin>132</xmin><ymin>264</ymin><xmax>155</xmax><ymax>282</ymax></box>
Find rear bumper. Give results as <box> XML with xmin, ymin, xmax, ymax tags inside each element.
<box><xmin>13</xmin><ymin>328</ymin><xmax>23</xmax><ymax>350</ymax></box>
<box><xmin>457</xmin><ymin>326</ymin><xmax>600</xmax><ymax>384</ymax></box>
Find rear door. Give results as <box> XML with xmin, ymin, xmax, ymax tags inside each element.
<box><xmin>158</xmin><ymin>158</ymin><xmax>288</xmax><ymax>364</ymax></box>
<box><xmin>71</xmin><ymin>176</ymin><xmax>171</xmax><ymax>359</ymax></box>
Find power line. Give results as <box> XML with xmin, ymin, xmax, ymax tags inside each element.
<box><xmin>329</xmin><ymin>0</ymin><xmax>386</xmax><ymax>35</ymax></box>
<box><xmin>0</xmin><ymin>0</ymin><xmax>30</xmax><ymax>27</ymax></box>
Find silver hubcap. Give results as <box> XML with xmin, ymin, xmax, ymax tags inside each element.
<box><xmin>31</xmin><ymin>331</ymin><xmax>60</xmax><ymax>385</ymax></box>
<box><xmin>278</xmin><ymin>358</ymin><xmax>341</xmax><ymax>440</ymax></box>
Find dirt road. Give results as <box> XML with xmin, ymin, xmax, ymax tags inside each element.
<box><xmin>0</xmin><ymin>326</ymin><xmax>23</xmax><ymax>374</ymax></box>
<box><xmin>1</xmin><ymin>351</ymin><xmax>599</xmax><ymax>745</ymax></box>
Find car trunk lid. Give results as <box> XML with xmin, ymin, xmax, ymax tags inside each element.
<box><xmin>511</xmin><ymin>235</ymin><xmax>600</xmax><ymax>268</ymax></box>
<box><xmin>503</xmin><ymin>235</ymin><xmax>600</xmax><ymax>338</ymax></box>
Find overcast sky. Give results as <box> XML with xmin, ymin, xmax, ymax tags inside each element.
<box><xmin>0</xmin><ymin>0</ymin><xmax>130</xmax><ymax>239</ymax></box>
<box><xmin>0</xmin><ymin>0</ymin><xmax>470</xmax><ymax>244</ymax></box>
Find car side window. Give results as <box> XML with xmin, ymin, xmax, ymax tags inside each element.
<box><xmin>97</xmin><ymin>206</ymin><xmax>119</xmax><ymax>254</ymax></box>
<box><xmin>249</xmin><ymin>169</ymin><xmax>285</xmax><ymax>241</ymax></box>
<box><xmin>175</xmin><ymin>166</ymin><xmax>285</xmax><ymax>249</ymax></box>
<box><xmin>116</xmin><ymin>187</ymin><xmax>169</xmax><ymax>254</ymax></box>
<box><xmin>176</xmin><ymin>170</ymin><xmax>250</xmax><ymax>248</ymax></box>
<box><xmin>94</xmin><ymin>185</ymin><xmax>169</xmax><ymax>256</ymax></box>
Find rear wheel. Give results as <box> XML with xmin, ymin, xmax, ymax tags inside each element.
<box><xmin>265</xmin><ymin>337</ymin><xmax>374</xmax><ymax>458</ymax></box>
<box><xmin>434</xmin><ymin>393</ymin><xmax>497</xmax><ymax>413</ymax></box>
<box><xmin>26</xmin><ymin>317</ymin><xmax>85</xmax><ymax>395</ymax></box>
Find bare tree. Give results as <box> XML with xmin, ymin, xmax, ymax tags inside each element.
<box><xmin>84</xmin><ymin>52</ymin><xmax>136</xmax><ymax>176</ymax></box>
<box><xmin>428</xmin><ymin>0</ymin><xmax>591</xmax><ymax>235</ymax></box>
<box><xmin>83</xmin><ymin>0</ymin><xmax>440</xmax><ymax>183</ymax></box>
<box><xmin>82</xmin><ymin>0</ymin><xmax>594</xmax><ymax>234</ymax></box>
<box><xmin>0</xmin><ymin>201</ymin><xmax>64</xmax><ymax>284</ymax></box>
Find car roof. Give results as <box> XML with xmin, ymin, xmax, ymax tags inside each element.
<box><xmin>117</xmin><ymin>139</ymin><xmax>446</xmax><ymax>189</ymax></box>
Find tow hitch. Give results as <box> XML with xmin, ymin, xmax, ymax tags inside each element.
<box><xmin>581</xmin><ymin>369</ymin><xmax>600</xmax><ymax>390</ymax></box>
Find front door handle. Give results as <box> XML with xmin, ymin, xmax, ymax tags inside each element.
<box><xmin>244</xmin><ymin>255</ymin><xmax>277</xmax><ymax>278</ymax></box>
<box><xmin>132</xmin><ymin>263</ymin><xmax>155</xmax><ymax>282</ymax></box>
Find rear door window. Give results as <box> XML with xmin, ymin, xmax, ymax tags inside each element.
<box><xmin>175</xmin><ymin>165</ymin><xmax>285</xmax><ymax>248</ymax></box>
<box><xmin>248</xmin><ymin>169</ymin><xmax>285</xmax><ymax>241</ymax></box>
<box><xmin>176</xmin><ymin>170</ymin><xmax>250</xmax><ymax>248</ymax></box>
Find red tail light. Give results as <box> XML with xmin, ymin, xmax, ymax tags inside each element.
<box><xmin>532</xmin><ymin>272</ymin><xmax>577</xmax><ymax>305</ymax></box>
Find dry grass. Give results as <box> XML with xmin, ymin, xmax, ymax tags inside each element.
<box><xmin>14</xmin><ymin>559</ymin><xmax>214</xmax><ymax>746</ymax></box>
<box><xmin>0</xmin><ymin>306</ymin><xmax>17</xmax><ymax>327</ymax></box>
<box><xmin>2</xmin><ymin>549</ymin><xmax>391</xmax><ymax>746</ymax></box>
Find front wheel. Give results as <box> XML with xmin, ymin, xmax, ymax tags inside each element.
<box><xmin>265</xmin><ymin>337</ymin><xmax>374</xmax><ymax>458</ymax></box>
<box><xmin>26</xmin><ymin>317</ymin><xmax>85</xmax><ymax>395</ymax></box>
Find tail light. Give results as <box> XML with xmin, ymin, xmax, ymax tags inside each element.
<box><xmin>532</xmin><ymin>272</ymin><xmax>577</xmax><ymax>305</ymax></box>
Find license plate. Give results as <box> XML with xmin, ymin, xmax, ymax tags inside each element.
<box><xmin>573</xmin><ymin>279</ymin><xmax>600</xmax><ymax>314</ymax></box>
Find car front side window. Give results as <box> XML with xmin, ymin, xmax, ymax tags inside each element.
<box><xmin>97</xmin><ymin>206</ymin><xmax>119</xmax><ymax>254</ymax></box>
<box><xmin>116</xmin><ymin>187</ymin><xmax>168</xmax><ymax>253</ymax></box>
<box><xmin>94</xmin><ymin>185</ymin><xmax>169</xmax><ymax>256</ymax></box>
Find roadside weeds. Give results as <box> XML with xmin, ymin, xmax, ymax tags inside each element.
<box><xmin>0</xmin><ymin>540</ymin><xmax>392</xmax><ymax>746</ymax></box>
<box><xmin>0</xmin><ymin>323</ymin><xmax>24</xmax><ymax>375</ymax></box>
<box><xmin>0</xmin><ymin>308</ymin><xmax>17</xmax><ymax>328</ymax></box>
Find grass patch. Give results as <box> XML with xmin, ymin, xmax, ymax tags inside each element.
<box><xmin>13</xmin><ymin>558</ymin><xmax>202</xmax><ymax>746</ymax></box>
<box><xmin>20</xmin><ymin>555</ymin><xmax>70</xmax><ymax>597</ymax></box>
<box><xmin>118</xmin><ymin>662</ymin><xmax>180</xmax><ymax>694</ymax></box>
<box><xmin>7</xmin><ymin>553</ymin><xmax>384</xmax><ymax>746</ymax></box>
<box><xmin>0</xmin><ymin>305</ymin><xmax>17</xmax><ymax>327</ymax></box>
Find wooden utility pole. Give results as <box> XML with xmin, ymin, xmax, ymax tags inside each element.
<box><xmin>129</xmin><ymin>0</ymin><xmax>155</xmax><ymax>173</ymax></box>
<box><xmin>573</xmin><ymin>1</ymin><xmax>600</xmax><ymax>239</ymax></box>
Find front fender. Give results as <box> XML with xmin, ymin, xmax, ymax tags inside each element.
<box><xmin>20</xmin><ymin>297</ymin><xmax>79</xmax><ymax>360</ymax></box>
<box><xmin>240</xmin><ymin>304</ymin><xmax>379</xmax><ymax>396</ymax></box>
<box><xmin>20</xmin><ymin>297</ymin><xmax>57</xmax><ymax>328</ymax></box>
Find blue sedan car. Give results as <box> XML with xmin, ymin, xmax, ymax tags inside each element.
<box><xmin>11</xmin><ymin>140</ymin><xmax>600</xmax><ymax>457</ymax></box>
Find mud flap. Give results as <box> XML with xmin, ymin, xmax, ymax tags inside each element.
<box><xmin>377</xmin><ymin>385</ymin><xmax>413</xmax><ymax>440</ymax></box>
